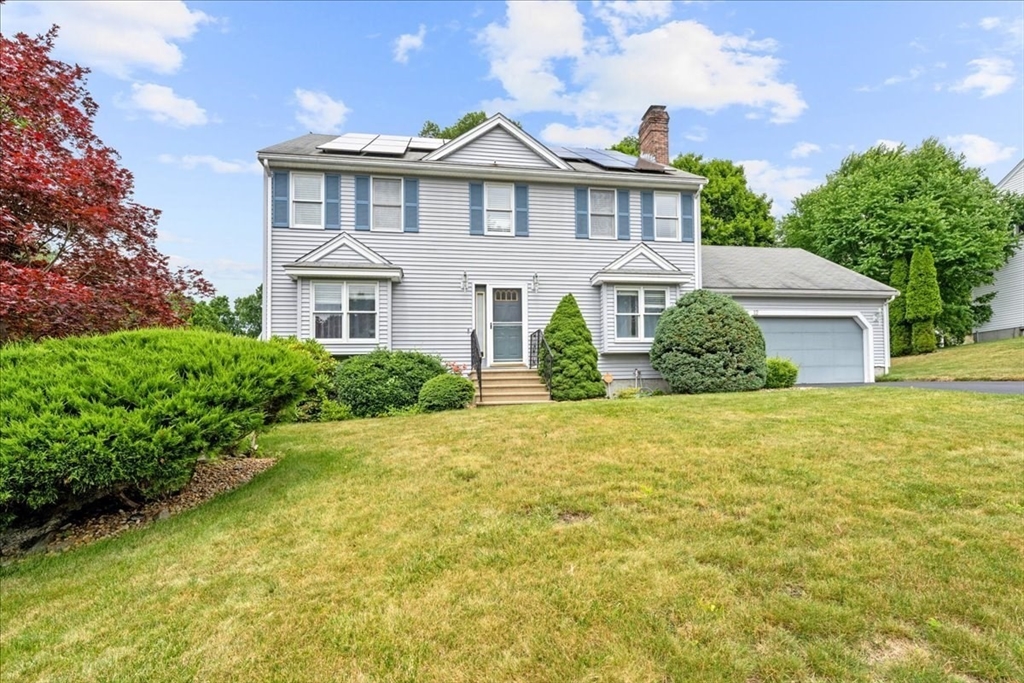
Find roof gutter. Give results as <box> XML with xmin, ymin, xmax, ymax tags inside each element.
<box><xmin>257</xmin><ymin>152</ymin><xmax>708</xmax><ymax>191</ymax></box>
<box><xmin>708</xmin><ymin>287</ymin><xmax>898</xmax><ymax>299</ymax></box>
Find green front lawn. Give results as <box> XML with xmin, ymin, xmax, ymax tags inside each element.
<box><xmin>884</xmin><ymin>336</ymin><xmax>1024</xmax><ymax>381</ymax></box>
<box><xmin>2</xmin><ymin>389</ymin><xmax>1023</xmax><ymax>682</ymax></box>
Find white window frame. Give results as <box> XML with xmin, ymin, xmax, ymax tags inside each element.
<box><xmin>589</xmin><ymin>188</ymin><xmax>617</xmax><ymax>240</ymax></box>
<box><xmin>484</xmin><ymin>182</ymin><xmax>514</xmax><ymax>237</ymax></box>
<box><xmin>370</xmin><ymin>176</ymin><xmax>404</xmax><ymax>232</ymax></box>
<box><xmin>614</xmin><ymin>286</ymin><xmax>667</xmax><ymax>342</ymax></box>
<box><xmin>311</xmin><ymin>281</ymin><xmax>379</xmax><ymax>342</ymax></box>
<box><xmin>653</xmin><ymin>191</ymin><xmax>679</xmax><ymax>241</ymax></box>
<box><xmin>292</xmin><ymin>172</ymin><xmax>325</xmax><ymax>229</ymax></box>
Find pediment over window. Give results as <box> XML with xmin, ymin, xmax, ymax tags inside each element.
<box><xmin>423</xmin><ymin>114</ymin><xmax>572</xmax><ymax>170</ymax></box>
<box><xmin>284</xmin><ymin>233</ymin><xmax>403</xmax><ymax>282</ymax></box>
<box><xmin>591</xmin><ymin>243</ymin><xmax>691</xmax><ymax>286</ymax></box>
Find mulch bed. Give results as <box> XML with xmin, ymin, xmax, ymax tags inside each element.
<box><xmin>1</xmin><ymin>457</ymin><xmax>277</xmax><ymax>561</ymax></box>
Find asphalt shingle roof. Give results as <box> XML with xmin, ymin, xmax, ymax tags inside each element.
<box><xmin>702</xmin><ymin>246</ymin><xmax>895</xmax><ymax>294</ymax></box>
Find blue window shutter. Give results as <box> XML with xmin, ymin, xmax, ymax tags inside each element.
<box><xmin>355</xmin><ymin>176</ymin><xmax>370</xmax><ymax>231</ymax></box>
<box><xmin>272</xmin><ymin>171</ymin><xmax>289</xmax><ymax>228</ymax></box>
<box><xmin>324</xmin><ymin>174</ymin><xmax>340</xmax><ymax>230</ymax></box>
<box><xmin>617</xmin><ymin>189</ymin><xmax>630</xmax><ymax>240</ymax></box>
<box><xmin>469</xmin><ymin>182</ymin><xmax>484</xmax><ymax>235</ymax></box>
<box><xmin>641</xmin><ymin>191</ymin><xmax>654</xmax><ymax>241</ymax></box>
<box><xmin>514</xmin><ymin>184</ymin><xmax>529</xmax><ymax>237</ymax></box>
<box><xmin>681</xmin><ymin>192</ymin><xmax>695</xmax><ymax>242</ymax></box>
<box><xmin>404</xmin><ymin>178</ymin><xmax>419</xmax><ymax>233</ymax></box>
<box><xmin>575</xmin><ymin>187</ymin><xmax>589</xmax><ymax>239</ymax></box>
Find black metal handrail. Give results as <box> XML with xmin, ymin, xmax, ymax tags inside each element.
<box><xmin>528</xmin><ymin>328</ymin><xmax>555</xmax><ymax>393</ymax></box>
<box><xmin>470</xmin><ymin>329</ymin><xmax>483</xmax><ymax>400</ymax></box>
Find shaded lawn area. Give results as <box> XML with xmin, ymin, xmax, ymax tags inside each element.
<box><xmin>884</xmin><ymin>336</ymin><xmax>1024</xmax><ymax>381</ymax></box>
<box><xmin>2</xmin><ymin>388</ymin><xmax>1023</xmax><ymax>683</ymax></box>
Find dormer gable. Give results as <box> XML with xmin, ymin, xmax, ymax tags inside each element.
<box><xmin>283</xmin><ymin>233</ymin><xmax>403</xmax><ymax>282</ymax></box>
<box><xmin>423</xmin><ymin>114</ymin><xmax>572</xmax><ymax>171</ymax></box>
<box><xmin>591</xmin><ymin>243</ymin><xmax>691</xmax><ymax>286</ymax></box>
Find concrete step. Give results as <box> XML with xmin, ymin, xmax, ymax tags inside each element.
<box><xmin>480</xmin><ymin>369</ymin><xmax>539</xmax><ymax>379</ymax></box>
<box><xmin>480</xmin><ymin>376</ymin><xmax>547</xmax><ymax>388</ymax></box>
<box><xmin>477</xmin><ymin>397</ymin><xmax>553</xmax><ymax>406</ymax></box>
<box><xmin>480</xmin><ymin>387</ymin><xmax>550</xmax><ymax>399</ymax></box>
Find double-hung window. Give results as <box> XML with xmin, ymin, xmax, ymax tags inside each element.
<box><xmin>485</xmin><ymin>183</ymin><xmax>513</xmax><ymax>236</ymax></box>
<box><xmin>589</xmin><ymin>189</ymin><xmax>616</xmax><ymax>239</ymax></box>
<box><xmin>616</xmin><ymin>287</ymin><xmax>667</xmax><ymax>340</ymax></box>
<box><xmin>654</xmin><ymin>191</ymin><xmax>679</xmax><ymax>240</ymax></box>
<box><xmin>313</xmin><ymin>282</ymin><xmax>377</xmax><ymax>341</ymax></box>
<box><xmin>372</xmin><ymin>177</ymin><xmax>403</xmax><ymax>231</ymax></box>
<box><xmin>292</xmin><ymin>173</ymin><xmax>324</xmax><ymax>228</ymax></box>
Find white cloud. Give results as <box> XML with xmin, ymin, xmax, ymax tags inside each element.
<box><xmin>684</xmin><ymin>126</ymin><xmax>708</xmax><ymax>142</ymax></box>
<box><xmin>540</xmin><ymin>122</ymin><xmax>628</xmax><ymax>147</ymax></box>
<box><xmin>478</xmin><ymin>2</ymin><xmax>806</xmax><ymax>132</ymax></box>
<box><xmin>394</xmin><ymin>24</ymin><xmax>427</xmax><ymax>64</ymax></box>
<box><xmin>874</xmin><ymin>139</ymin><xmax>902</xmax><ymax>151</ymax></box>
<box><xmin>128</xmin><ymin>83</ymin><xmax>207</xmax><ymax>126</ymax></box>
<box><xmin>738</xmin><ymin>160</ymin><xmax>819</xmax><ymax>217</ymax></box>
<box><xmin>979</xmin><ymin>17</ymin><xmax>1002</xmax><ymax>31</ymax></box>
<box><xmin>951</xmin><ymin>57</ymin><xmax>1015</xmax><ymax>97</ymax></box>
<box><xmin>158</xmin><ymin>154</ymin><xmax>261</xmax><ymax>174</ymax></box>
<box><xmin>944</xmin><ymin>134</ymin><xmax>1017</xmax><ymax>166</ymax></box>
<box><xmin>293</xmin><ymin>89</ymin><xmax>350</xmax><ymax>133</ymax></box>
<box><xmin>3</xmin><ymin>0</ymin><xmax>211</xmax><ymax>78</ymax></box>
<box><xmin>593</xmin><ymin>1</ymin><xmax>673</xmax><ymax>41</ymax></box>
<box><xmin>790</xmin><ymin>141</ymin><xmax>821</xmax><ymax>158</ymax></box>
<box><xmin>857</xmin><ymin>66</ymin><xmax>924</xmax><ymax>92</ymax></box>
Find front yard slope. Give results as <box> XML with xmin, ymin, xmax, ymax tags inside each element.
<box><xmin>885</xmin><ymin>336</ymin><xmax>1024</xmax><ymax>381</ymax></box>
<box><xmin>2</xmin><ymin>389</ymin><xmax>1023</xmax><ymax>683</ymax></box>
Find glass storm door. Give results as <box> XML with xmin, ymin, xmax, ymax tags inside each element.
<box><xmin>491</xmin><ymin>288</ymin><xmax>523</xmax><ymax>363</ymax></box>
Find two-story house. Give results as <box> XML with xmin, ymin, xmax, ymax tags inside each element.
<box><xmin>973</xmin><ymin>158</ymin><xmax>1023</xmax><ymax>342</ymax></box>
<box><xmin>259</xmin><ymin>106</ymin><xmax>895</xmax><ymax>400</ymax></box>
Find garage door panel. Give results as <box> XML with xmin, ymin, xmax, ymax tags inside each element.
<box><xmin>756</xmin><ymin>317</ymin><xmax>864</xmax><ymax>384</ymax></box>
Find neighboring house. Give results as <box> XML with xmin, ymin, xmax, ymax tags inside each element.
<box><xmin>974</xmin><ymin>158</ymin><xmax>1024</xmax><ymax>342</ymax></box>
<box><xmin>258</xmin><ymin>106</ymin><xmax>895</xmax><ymax>395</ymax></box>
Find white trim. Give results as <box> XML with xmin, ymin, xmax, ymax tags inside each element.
<box><xmin>996</xmin><ymin>158</ymin><xmax>1024</xmax><ymax>190</ymax></box>
<box><xmin>310</xmin><ymin>280</ymin><xmax>380</xmax><ymax>343</ymax></box>
<box><xmin>748</xmin><ymin>309</ymin><xmax>874</xmax><ymax>383</ymax></box>
<box><xmin>291</xmin><ymin>172</ymin><xmax>325</xmax><ymax>229</ymax></box>
<box><xmin>284</xmin><ymin>265</ymin><xmax>403</xmax><ymax>282</ymax></box>
<box><xmin>296</xmin><ymin>232</ymin><xmax>393</xmax><ymax>265</ymax></box>
<box><xmin>591</xmin><ymin>271</ymin><xmax>691</xmax><ymax>286</ymax></box>
<box><xmin>604</xmin><ymin>243</ymin><xmax>678</xmax><ymax>272</ymax></box>
<box><xmin>694</xmin><ymin>186</ymin><xmax>703</xmax><ymax>290</ymax></box>
<box><xmin>613</xmin><ymin>286</ymin><xmax>667</xmax><ymax>343</ymax></box>
<box><xmin>423</xmin><ymin>114</ymin><xmax>573</xmax><ymax>171</ymax></box>
<box><xmin>588</xmin><ymin>187</ymin><xmax>617</xmax><ymax>240</ymax></box>
<box><xmin>262</xmin><ymin>160</ymin><xmax>272</xmax><ymax>340</ymax></box>
<box><xmin>709</xmin><ymin>287</ymin><xmax>897</xmax><ymax>299</ymax></box>
<box><xmin>484</xmin><ymin>181</ymin><xmax>515</xmax><ymax>237</ymax></box>
<box><xmin>484</xmin><ymin>282</ymin><xmax>529</xmax><ymax>366</ymax></box>
<box><xmin>370</xmin><ymin>175</ymin><xmax>404</xmax><ymax>232</ymax></box>
<box><xmin>653</xmin><ymin>190</ymin><xmax>680</xmax><ymax>241</ymax></box>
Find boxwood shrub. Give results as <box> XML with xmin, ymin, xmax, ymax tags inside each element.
<box><xmin>0</xmin><ymin>329</ymin><xmax>315</xmax><ymax>530</ymax></box>
<box><xmin>418</xmin><ymin>373</ymin><xmax>476</xmax><ymax>412</ymax></box>
<box><xmin>335</xmin><ymin>349</ymin><xmax>447</xmax><ymax>417</ymax></box>
<box><xmin>765</xmin><ymin>357</ymin><xmax>799</xmax><ymax>389</ymax></box>
<box><xmin>650</xmin><ymin>289</ymin><xmax>767</xmax><ymax>394</ymax></box>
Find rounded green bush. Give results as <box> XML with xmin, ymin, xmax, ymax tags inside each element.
<box><xmin>269</xmin><ymin>337</ymin><xmax>340</xmax><ymax>422</ymax></box>
<box><xmin>418</xmin><ymin>374</ymin><xmax>476</xmax><ymax>412</ymax></box>
<box><xmin>542</xmin><ymin>294</ymin><xmax>605</xmax><ymax>401</ymax></box>
<box><xmin>765</xmin><ymin>357</ymin><xmax>799</xmax><ymax>389</ymax></box>
<box><xmin>649</xmin><ymin>289</ymin><xmax>767</xmax><ymax>394</ymax></box>
<box><xmin>335</xmin><ymin>349</ymin><xmax>447</xmax><ymax>417</ymax></box>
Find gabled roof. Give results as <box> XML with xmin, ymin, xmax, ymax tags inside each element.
<box><xmin>283</xmin><ymin>233</ymin><xmax>403</xmax><ymax>282</ymax></box>
<box><xmin>591</xmin><ymin>243</ymin><xmax>692</xmax><ymax>285</ymax></box>
<box><xmin>702</xmin><ymin>246</ymin><xmax>895</xmax><ymax>297</ymax></box>
<box><xmin>996</xmin><ymin>158</ymin><xmax>1024</xmax><ymax>193</ymax></box>
<box><xmin>422</xmin><ymin>114</ymin><xmax>573</xmax><ymax>170</ymax></box>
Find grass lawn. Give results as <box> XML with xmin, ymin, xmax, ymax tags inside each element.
<box><xmin>2</xmin><ymin>389</ymin><xmax>1023</xmax><ymax>682</ymax></box>
<box><xmin>884</xmin><ymin>336</ymin><xmax>1024</xmax><ymax>381</ymax></box>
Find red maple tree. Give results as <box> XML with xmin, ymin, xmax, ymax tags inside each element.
<box><xmin>0</xmin><ymin>27</ymin><xmax>212</xmax><ymax>342</ymax></box>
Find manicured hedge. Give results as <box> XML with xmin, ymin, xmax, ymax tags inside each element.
<box><xmin>335</xmin><ymin>349</ymin><xmax>447</xmax><ymax>417</ymax></box>
<box><xmin>418</xmin><ymin>373</ymin><xmax>476</xmax><ymax>412</ymax></box>
<box><xmin>0</xmin><ymin>329</ymin><xmax>315</xmax><ymax>529</ymax></box>
<box><xmin>542</xmin><ymin>294</ymin><xmax>605</xmax><ymax>401</ymax></box>
<box><xmin>765</xmin><ymin>357</ymin><xmax>799</xmax><ymax>389</ymax></box>
<box><xmin>650</xmin><ymin>289</ymin><xmax>766</xmax><ymax>394</ymax></box>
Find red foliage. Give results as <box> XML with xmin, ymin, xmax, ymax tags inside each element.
<box><xmin>0</xmin><ymin>27</ymin><xmax>212</xmax><ymax>341</ymax></box>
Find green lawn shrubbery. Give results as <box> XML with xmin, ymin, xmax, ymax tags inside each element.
<box><xmin>335</xmin><ymin>349</ymin><xmax>447</xmax><ymax>417</ymax></box>
<box><xmin>650</xmin><ymin>289</ymin><xmax>767</xmax><ymax>394</ymax></box>
<box><xmin>0</xmin><ymin>329</ymin><xmax>314</xmax><ymax>530</ymax></box>
<box><xmin>269</xmin><ymin>337</ymin><xmax>349</xmax><ymax>422</ymax></box>
<box><xmin>418</xmin><ymin>373</ymin><xmax>476</xmax><ymax>412</ymax></box>
<box><xmin>765</xmin><ymin>357</ymin><xmax>799</xmax><ymax>388</ymax></box>
<box><xmin>542</xmin><ymin>294</ymin><xmax>606</xmax><ymax>401</ymax></box>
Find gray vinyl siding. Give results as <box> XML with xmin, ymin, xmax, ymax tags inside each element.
<box><xmin>442</xmin><ymin>128</ymin><xmax>556</xmax><ymax>169</ymax></box>
<box><xmin>974</xmin><ymin>161</ymin><xmax>1024</xmax><ymax>335</ymax></box>
<box><xmin>268</xmin><ymin>175</ymin><xmax>697</xmax><ymax>373</ymax></box>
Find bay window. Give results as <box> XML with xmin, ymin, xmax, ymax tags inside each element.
<box><xmin>313</xmin><ymin>282</ymin><xmax>377</xmax><ymax>341</ymax></box>
<box><xmin>616</xmin><ymin>287</ymin><xmax>666</xmax><ymax>340</ymax></box>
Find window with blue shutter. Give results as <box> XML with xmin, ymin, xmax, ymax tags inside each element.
<box><xmin>681</xmin><ymin>192</ymin><xmax>695</xmax><ymax>242</ymax></box>
<box><xmin>640</xmin><ymin>191</ymin><xmax>654</xmax><ymax>241</ymax></box>
<box><xmin>469</xmin><ymin>182</ymin><xmax>484</xmax><ymax>235</ymax></box>
<box><xmin>325</xmin><ymin>174</ymin><xmax>340</xmax><ymax>230</ymax></box>
<box><xmin>403</xmin><ymin>178</ymin><xmax>419</xmax><ymax>233</ymax></box>
<box><xmin>514</xmin><ymin>184</ymin><xmax>529</xmax><ymax>237</ymax></box>
<box><xmin>354</xmin><ymin>176</ymin><xmax>370</xmax><ymax>231</ymax></box>
<box><xmin>272</xmin><ymin>171</ymin><xmax>289</xmax><ymax>228</ymax></box>
<box><xmin>575</xmin><ymin>187</ymin><xmax>589</xmax><ymax>239</ymax></box>
<box><xmin>617</xmin><ymin>189</ymin><xmax>630</xmax><ymax>240</ymax></box>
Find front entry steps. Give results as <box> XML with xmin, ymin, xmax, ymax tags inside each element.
<box><xmin>476</xmin><ymin>367</ymin><xmax>552</xmax><ymax>406</ymax></box>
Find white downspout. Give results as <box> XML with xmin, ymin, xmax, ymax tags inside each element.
<box><xmin>261</xmin><ymin>158</ymin><xmax>272</xmax><ymax>340</ymax></box>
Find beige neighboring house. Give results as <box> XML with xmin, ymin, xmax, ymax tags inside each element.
<box><xmin>974</xmin><ymin>159</ymin><xmax>1024</xmax><ymax>342</ymax></box>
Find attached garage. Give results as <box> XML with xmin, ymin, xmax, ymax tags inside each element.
<box><xmin>755</xmin><ymin>316</ymin><xmax>866</xmax><ymax>384</ymax></box>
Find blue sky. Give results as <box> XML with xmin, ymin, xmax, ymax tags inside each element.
<box><xmin>6</xmin><ymin>0</ymin><xmax>1023</xmax><ymax>299</ymax></box>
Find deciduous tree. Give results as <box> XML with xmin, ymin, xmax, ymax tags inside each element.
<box><xmin>419</xmin><ymin>111</ymin><xmax>520</xmax><ymax>139</ymax></box>
<box><xmin>0</xmin><ymin>28</ymin><xmax>210</xmax><ymax>342</ymax></box>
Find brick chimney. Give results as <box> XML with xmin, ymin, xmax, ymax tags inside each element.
<box><xmin>638</xmin><ymin>105</ymin><xmax>669</xmax><ymax>165</ymax></box>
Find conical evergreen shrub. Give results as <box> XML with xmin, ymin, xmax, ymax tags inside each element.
<box><xmin>906</xmin><ymin>246</ymin><xmax>942</xmax><ymax>354</ymax></box>
<box><xmin>889</xmin><ymin>256</ymin><xmax>911</xmax><ymax>357</ymax></box>
<box><xmin>542</xmin><ymin>294</ymin><xmax>606</xmax><ymax>401</ymax></box>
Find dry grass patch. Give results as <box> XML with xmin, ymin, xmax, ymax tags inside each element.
<box><xmin>884</xmin><ymin>336</ymin><xmax>1024</xmax><ymax>381</ymax></box>
<box><xmin>2</xmin><ymin>388</ymin><xmax>1023</xmax><ymax>682</ymax></box>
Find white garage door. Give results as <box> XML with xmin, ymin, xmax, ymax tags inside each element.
<box><xmin>756</xmin><ymin>317</ymin><xmax>865</xmax><ymax>384</ymax></box>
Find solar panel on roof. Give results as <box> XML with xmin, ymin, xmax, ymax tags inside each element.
<box><xmin>408</xmin><ymin>137</ymin><xmax>447</xmax><ymax>150</ymax></box>
<box><xmin>602</xmin><ymin>150</ymin><xmax>644</xmax><ymax>167</ymax></box>
<box><xmin>317</xmin><ymin>133</ymin><xmax>379</xmax><ymax>152</ymax></box>
<box><xmin>554</xmin><ymin>146</ymin><xmax>587</xmax><ymax>160</ymax></box>
<box><xmin>361</xmin><ymin>135</ymin><xmax>411</xmax><ymax>155</ymax></box>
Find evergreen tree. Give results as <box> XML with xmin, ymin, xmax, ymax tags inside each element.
<box><xmin>888</xmin><ymin>256</ymin><xmax>911</xmax><ymax>357</ymax></box>
<box><xmin>906</xmin><ymin>246</ymin><xmax>942</xmax><ymax>354</ymax></box>
<box><xmin>542</xmin><ymin>294</ymin><xmax>605</xmax><ymax>401</ymax></box>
